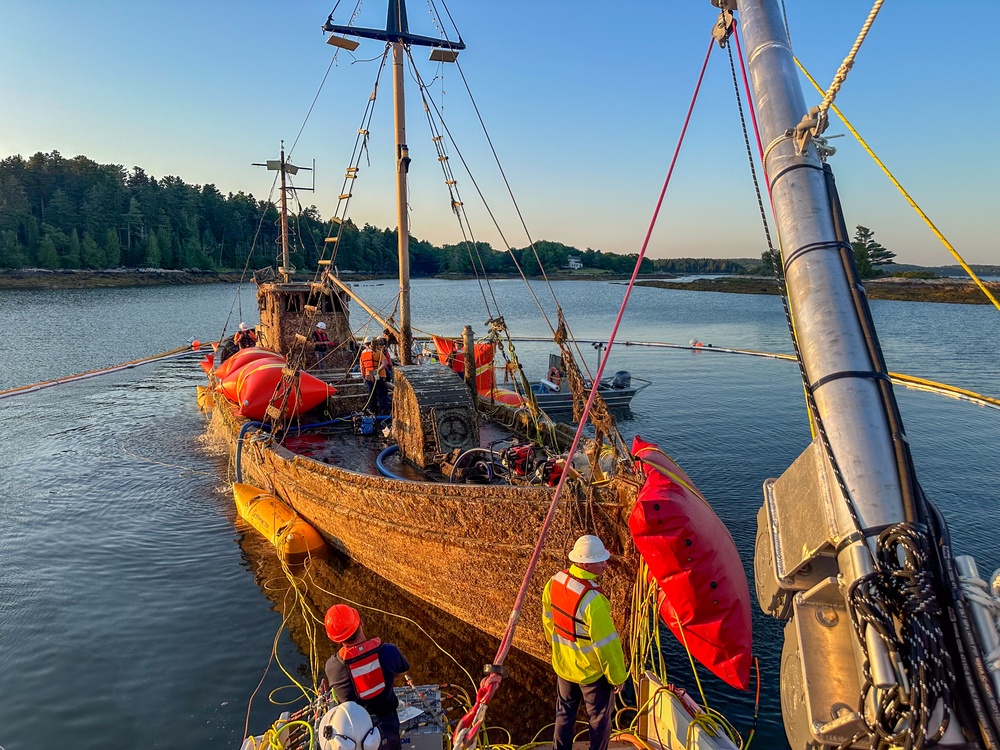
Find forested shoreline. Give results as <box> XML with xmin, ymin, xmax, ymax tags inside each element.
<box><xmin>1</xmin><ymin>150</ymin><xmax>749</xmax><ymax>278</ymax></box>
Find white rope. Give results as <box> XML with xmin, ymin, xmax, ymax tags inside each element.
<box><xmin>816</xmin><ymin>0</ymin><xmax>885</xmax><ymax>128</ymax></box>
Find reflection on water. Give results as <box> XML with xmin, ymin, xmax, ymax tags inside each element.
<box><xmin>237</xmin><ymin>532</ymin><xmax>557</xmax><ymax>741</ymax></box>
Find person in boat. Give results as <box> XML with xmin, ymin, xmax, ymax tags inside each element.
<box><xmin>360</xmin><ymin>337</ymin><xmax>392</xmax><ymax>414</ymax></box>
<box><xmin>324</xmin><ymin>604</ymin><xmax>410</xmax><ymax>750</ymax></box>
<box><xmin>542</xmin><ymin>534</ymin><xmax>626</xmax><ymax>750</ymax></box>
<box><xmin>312</xmin><ymin>321</ymin><xmax>330</xmax><ymax>368</ymax></box>
<box><xmin>233</xmin><ymin>322</ymin><xmax>257</xmax><ymax>350</ymax></box>
<box><xmin>375</xmin><ymin>337</ymin><xmax>394</xmax><ymax>383</ymax></box>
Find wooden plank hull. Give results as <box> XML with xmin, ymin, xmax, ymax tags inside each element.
<box><xmin>208</xmin><ymin>400</ymin><xmax>641</xmax><ymax>662</ymax></box>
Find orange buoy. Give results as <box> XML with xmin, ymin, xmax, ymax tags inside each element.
<box><xmin>232</xmin><ymin>483</ymin><xmax>327</xmax><ymax>563</ymax></box>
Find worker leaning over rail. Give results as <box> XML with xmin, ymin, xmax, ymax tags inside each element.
<box><xmin>543</xmin><ymin>535</ymin><xmax>627</xmax><ymax>750</ymax></box>
<box><xmin>324</xmin><ymin>604</ymin><xmax>411</xmax><ymax>750</ymax></box>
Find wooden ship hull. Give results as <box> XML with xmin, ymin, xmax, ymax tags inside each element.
<box><xmin>207</xmin><ymin>390</ymin><xmax>642</xmax><ymax>662</ymax></box>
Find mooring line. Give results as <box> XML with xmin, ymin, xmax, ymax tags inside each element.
<box><xmin>0</xmin><ymin>343</ymin><xmax>207</xmax><ymax>401</ymax></box>
<box><xmin>508</xmin><ymin>336</ymin><xmax>1000</xmax><ymax>410</ymax></box>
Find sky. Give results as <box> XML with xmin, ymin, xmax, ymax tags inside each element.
<box><xmin>1</xmin><ymin>1</ymin><xmax>996</xmax><ymax>266</ymax></box>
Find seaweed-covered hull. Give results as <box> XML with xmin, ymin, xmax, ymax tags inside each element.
<box><xmin>209</xmin><ymin>399</ymin><xmax>640</xmax><ymax>661</ymax></box>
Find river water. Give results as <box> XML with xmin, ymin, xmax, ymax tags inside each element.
<box><xmin>1</xmin><ymin>279</ymin><xmax>998</xmax><ymax>749</ymax></box>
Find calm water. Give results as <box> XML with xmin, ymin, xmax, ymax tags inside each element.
<box><xmin>1</xmin><ymin>279</ymin><xmax>998</xmax><ymax>749</ymax></box>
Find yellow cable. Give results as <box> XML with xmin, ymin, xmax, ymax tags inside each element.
<box><xmin>797</xmin><ymin>57</ymin><xmax>1000</xmax><ymax>313</ymax></box>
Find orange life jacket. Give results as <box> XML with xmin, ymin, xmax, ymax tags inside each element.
<box><xmin>339</xmin><ymin>637</ymin><xmax>387</xmax><ymax>700</ymax></box>
<box><xmin>549</xmin><ymin>569</ymin><xmax>606</xmax><ymax>642</ymax></box>
<box><xmin>234</xmin><ymin>330</ymin><xmax>257</xmax><ymax>349</ymax></box>
<box><xmin>360</xmin><ymin>349</ymin><xmax>379</xmax><ymax>378</ymax></box>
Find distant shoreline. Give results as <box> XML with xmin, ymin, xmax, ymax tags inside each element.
<box><xmin>635</xmin><ymin>276</ymin><xmax>1000</xmax><ymax>305</ymax></box>
<box><xmin>2</xmin><ymin>268</ymin><xmax>996</xmax><ymax>304</ymax></box>
<box><xmin>0</xmin><ymin>268</ymin><xmax>648</xmax><ymax>290</ymax></box>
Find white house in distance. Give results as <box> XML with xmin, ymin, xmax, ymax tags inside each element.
<box><xmin>567</xmin><ymin>256</ymin><xmax>583</xmax><ymax>270</ymax></box>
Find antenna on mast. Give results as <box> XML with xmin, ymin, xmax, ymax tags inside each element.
<box><xmin>254</xmin><ymin>141</ymin><xmax>314</xmax><ymax>282</ymax></box>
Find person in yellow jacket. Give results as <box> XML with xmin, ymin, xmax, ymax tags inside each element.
<box><xmin>542</xmin><ymin>534</ymin><xmax>626</xmax><ymax>750</ymax></box>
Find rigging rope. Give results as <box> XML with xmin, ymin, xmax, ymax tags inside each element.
<box><xmin>815</xmin><ymin>0</ymin><xmax>885</xmax><ymax>132</ymax></box>
<box><xmin>451</xmin><ymin>37</ymin><xmax>716</xmax><ymax>750</ymax></box>
<box><xmin>795</xmin><ymin>58</ymin><xmax>1000</xmax><ymax>313</ymax></box>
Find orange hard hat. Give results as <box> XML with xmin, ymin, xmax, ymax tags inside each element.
<box><xmin>324</xmin><ymin>604</ymin><xmax>361</xmax><ymax>643</ymax></box>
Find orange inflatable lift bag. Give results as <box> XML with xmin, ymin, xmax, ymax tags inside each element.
<box><xmin>219</xmin><ymin>356</ymin><xmax>283</xmax><ymax>402</ymax></box>
<box><xmin>237</xmin><ymin>364</ymin><xmax>336</xmax><ymax>421</ymax></box>
<box><xmin>199</xmin><ymin>353</ymin><xmax>214</xmax><ymax>375</ymax></box>
<box><xmin>232</xmin><ymin>482</ymin><xmax>327</xmax><ymax>563</ymax></box>
<box><xmin>480</xmin><ymin>387</ymin><xmax>525</xmax><ymax>407</ymax></box>
<box><xmin>628</xmin><ymin>435</ymin><xmax>752</xmax><ymax>690</ymax></box>
<box><xmin>215</xmin><ymin>346</ymin><xmax>279</xmax><ymax>380</ymax></box>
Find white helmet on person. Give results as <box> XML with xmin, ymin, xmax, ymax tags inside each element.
<box><xmin>239</xmin><ymin>322</ymin><xmax>249</xmax><ymax>331</ymax></box>
<box><xmin>363</xmin><ymin>336</ymin><xmax>372</xmax><ymax>345</ymax></box>
<box><xmin>318</xmin><ymin>702</ymin><xmax>381</xmax><ymax>750</ymax></box>
<box><xmin>316</xmin><ymin>322</ymin><xmax>327</xmax><ymax>329</ymax></box>
<box><xmin>568</xmin><ymin>534</ymin><xmax>610</xmax><ymax>564</ymax></box>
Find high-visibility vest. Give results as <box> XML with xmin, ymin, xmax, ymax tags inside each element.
<box><xmin>339</xmin><ymin>637</ymin><xmax>387</xmax><ymax>700</ymax></box>
<box><xmin>360</xmin><ymin>349</ymin><xmax>379</xmax><ymax>378</ymax></box>
<box><xmin>549</xmin><ymin>569</ymin><xmax>605</xmax><ymax>642</ymax></box>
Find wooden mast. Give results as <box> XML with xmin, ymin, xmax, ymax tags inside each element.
<box><xmin>392</xmin><ymin>39</ymin><xmax>413</xmax><ymax>364</ymax></box>
<box><xmin>324</xmin><ymin>0</ymin><xmax>464</xmax><ymax>365</ymax></box>
<box><xmin>278</xmin><ymin>142</ymin><xmax>292</xmax><ymax>282</ymax></box>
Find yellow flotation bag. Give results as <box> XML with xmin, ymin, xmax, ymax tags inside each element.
<box><xmin>232</xmin><ymin>483</ymin><xmax>327</xmax><ymax>563</ymax></box>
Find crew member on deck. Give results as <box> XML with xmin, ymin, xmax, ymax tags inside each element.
<box><xmin>324</xmin><ymin>604</ymin><xmax>411</xmax><ymax>750</ymax></box>
<box><xmin>233</xmin><ymin>322</ymin><xmax>257</xmax><ymax>350</ymax></box>
<box><xmin>542</xmin><ymin>535</ymin><xmax>626</xmax><ymax>750</ymax></box>
<box><xmin>360</xmin><ymin>337</ymin><xmax>391</xmax><ymax>414</ymax></box>
<box><xmin>312</xmin><ymin>321</ymin><xmax>330</xmax><ymax>367</ymax></box>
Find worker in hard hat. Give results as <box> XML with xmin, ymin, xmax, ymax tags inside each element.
<box><xmin>312</xmin><ymin>321</ymin><xmax>330</xmax><ymax>368</ymax></box>
<box><xmin>233</xmin><ymin>322</ymin><xmax>257</xmax><ymax>350</ymax></box>
<box><xmin>359</xmin><ymin>337</ymin><xmax>391</xmax><ymax>414</ymax></box>
<box><xmin>324</xmin><ymin>604</ymin><xmax>410</xmax><ymax>750</ymax></box>
<box><xmin>542</xmin><ymin>534</ymin><xmax>627</xmax><ymax>750</ymax></box>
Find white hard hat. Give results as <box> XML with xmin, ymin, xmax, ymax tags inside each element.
<box><xmin>318</xmin><ymin>702</ymin><xmax>381</xmax><ymax>750</ymax></box>
<box><xmin>239</xmin><ymin>322</ymin><xmax>249</xmax><ymax>331</ymax></box>
<box><xmin>363</xmin><ymin>336</ymin><xmax>372</xmax><ymax>345</ymax></box>
<box><xmin>568</xmin><ymin>535</ymin><xmax>610</xmax><ymax>564</ymax></box>
<box><xmin>316</xmin><ymin>322</ymin><xmax>327</xmax><ymax>329</ymax></box>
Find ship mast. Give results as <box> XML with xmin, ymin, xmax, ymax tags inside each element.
<box><xmin>253</xmin><ymin>142</ymin><xmax>311</xmax><ymax>283</ymax></box>
<box><xmin>735</xmin><ymin>0</ymin><xmax>978</xmax><ymax>745</ymax></box>
<box><xmin>324</xmin><ymin>0</ymin><xmax>464</xmax><ymax>365</ymax></box>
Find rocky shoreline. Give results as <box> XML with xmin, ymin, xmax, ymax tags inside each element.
<box><xmin>2</xmin><ymin>268</ymin><xmax>997</xmax><ymax>304</ymax></box>
<box><xmin>636</xmin><ymin>276</ymin><xmax>1000</xmax><ymax>305</ymax></box>
<box><xmin>0</xmin><ymin>268</ymin><xmax>248</xmax><ymax>289</ymax></box>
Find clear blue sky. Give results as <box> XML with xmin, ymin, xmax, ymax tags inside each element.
<box><xmin>1</xmin><ymin>1</ymin><xmax>996</xmax><ymax>265</ymax></box>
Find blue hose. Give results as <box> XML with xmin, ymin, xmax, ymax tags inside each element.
<box><xmin>376</xmin><ymin>445</ymin><xmax>407</xmax><ymax>480</ymax></box>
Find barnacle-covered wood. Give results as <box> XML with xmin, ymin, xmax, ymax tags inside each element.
<box><xmin>209</xmin><ymin>397</ymin><xmax>640</xmax><ymax>662</ymax></box>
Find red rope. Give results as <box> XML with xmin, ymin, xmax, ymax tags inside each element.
<box><xmin>732</xmin><ymin>28</ymin><xmax>769</xmax><ymax>187</ymax></box>
<box><xmin>452</xmin><ymin>37</ymin><xmax>717</xmax><ymax>750</ymax></box>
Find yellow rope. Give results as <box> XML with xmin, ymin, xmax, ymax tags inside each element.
<box><xmin>797</xmin><ymin>58</ymin><xmax>1000</xmax><ymax>313</ymax></box>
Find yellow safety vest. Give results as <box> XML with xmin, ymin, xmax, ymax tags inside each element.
<box><xmin>542</xmin><ymin>564</ymin><xmax>627</xmax><ymax>686</ymax></box>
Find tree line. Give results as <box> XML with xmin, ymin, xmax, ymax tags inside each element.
<box><xmin>4</xmin><ymin>151</ymin><xmax>782</xmax><ymax>277</ymax></box>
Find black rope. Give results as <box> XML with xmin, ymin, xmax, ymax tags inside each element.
<box><xmin>809</xmin><ymin>369</ymin><xmax>891</xmax><ymax>392</ymax></box>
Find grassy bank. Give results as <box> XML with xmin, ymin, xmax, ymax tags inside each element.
<box><xmin>636</xmin><ymin>276</ymin><xmax>1000</xmax><ymax>305</ymax></box>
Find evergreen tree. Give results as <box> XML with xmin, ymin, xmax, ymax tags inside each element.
<box><xmin>81</xmin><ymin>232</ymin><xmax>105</xmax><ymax>268</ymax></box>
<box><xmin>852</xmin><ymin>225</ymin><xmax>895</xmax><ymax>275</ymax></box>
<box><xmin>103</xmin><ymin>228</ymin><xmax>122</xmax><ymax>268</ymax></box>
<box><xmin>37</xmin><ymin>234</ymin><xmax>59</xmax><ymax>269</ymax></box>
<box><xmin>0</xmin><ymin>230</ymin><xmax>26</xmax><ymax>268</ymax></box>
<box><xmin>144</xmin><ymin>233</ymin><xmax>161</xmax><ymax>267</ymax></box>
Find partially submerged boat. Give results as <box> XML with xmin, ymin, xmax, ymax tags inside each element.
<box><xmin>202</xmin><ymin>0</ymin><xmax>748</xmax><ymax>685</ymax></box>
